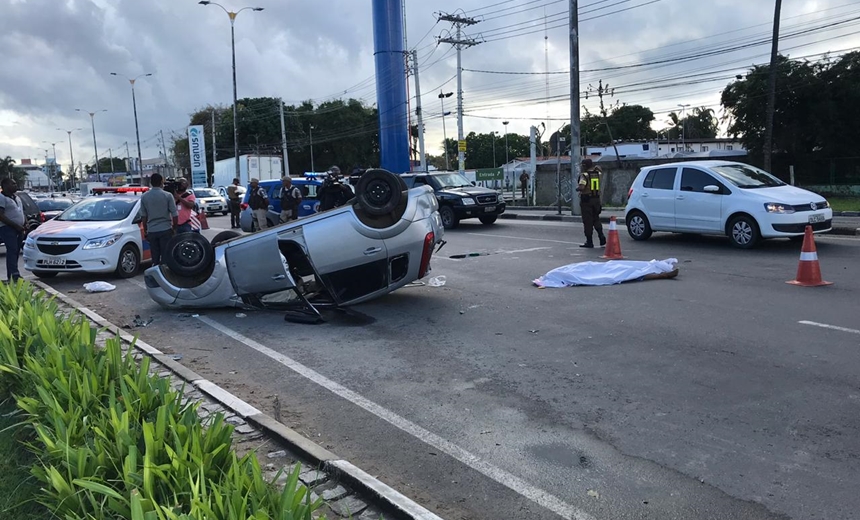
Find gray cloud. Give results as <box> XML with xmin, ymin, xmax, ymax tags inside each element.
<box><xmin>0</xmin><ymin>0</ymin><xmax>857</xmax><ymax>166</ymax></box>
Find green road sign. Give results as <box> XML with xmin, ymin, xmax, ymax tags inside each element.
<box><xmin>475</xmin><ymin>167</ymin><xmax>503</xmax><ymax>181</ymax></box>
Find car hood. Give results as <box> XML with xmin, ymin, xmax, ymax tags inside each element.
<box><xmin>30</xmin><ymin>219</ymin><xmax>126</xmax><ymax>240</ymax></box>
<box><xmin>199</xmin><ymin>197</ymin><xmax>224</xmax><ymax>203</ymax></box>
<box><xmin>437</xmin><ymin>186</ymin><xmax>499</xmax><ymax>197</ymax></box>
<box><xmin>739</xmin><ymin>185</ymin><xmax>827</xmax><ymax>204</ymax></box>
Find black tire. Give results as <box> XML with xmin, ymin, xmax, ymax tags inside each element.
<box><xmin>356</xmin><ymin>169</ymin><xmax>404</xmax><ymax>216</ymax></box>
<box><xmin>439</xmin><ymin>206</ymin><xmax>459</xmax><ymax>229</ymax></box>
<box><xmin>626</xmin><ymin>210</ymin><xmax>652</xmax><ymax>241</ymax></box>
<box><xmin>33</xmin><ymin>270</ymin><xmax>58</xmax><ymax>279</ymax></box>
<box><xmin>479</xmin><ymin>215</ymin><xmax>497</xmax><ymax>225</ymax></box>
<box><xmin>727</xmin><ymin>215</ymin><xmax>761</xmax><ymax>249</ymax></box>
<box><xmin>115</xmin><ymin>244</ymin><xmax>140</xmax><ymax>278</ymax></box>
<box><xmin>440</xmin><ymin>206</ymin><xmax>459</xmax><ymax>229</ymax></box>
<box><xmin>210</xmin><ymin>230</ymin><xmax>242</xmax><ymax>247</ymax></box>
<box><xmin>164</xmin><ymin>233</ymin><xmax>215</xmax><ymax>277</ymax></box>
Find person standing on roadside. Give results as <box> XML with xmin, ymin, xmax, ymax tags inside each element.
<box><xmin>0</xmin><ymin>178</ymin><xmax>26</xmax><ymax>282</ymax></box>
<box><xmin>226</xmin><ymin>177</ymin><xmax>242</xmax><ymax>229</ymax></box>
<box><xmin>174</xmin><ymin>178</ymin><xmax>198</xmax><ymax>234</ymax></box>
<box><xmin>576</xmin><ymin>158</ymin><xmax>606</xmax><ymax>248</ymax></box>
<box><xmin>139</xmin><ymin>173</ymin><xmax>177</xmax><ymax>266</ymax></box>
<box><xmin>278</xmin><ymin>176</ymin><xmax>302</xmax><ymax>224</ymax></box>
<box><xmin>248</xmin><ymin>178</ymin><xmax>269</xmax><ymax>230</ymax></box>
<box><xmin>519</xmin><ymin>171</ymin><xmax>530</xmax><ymax>200</ymax></box>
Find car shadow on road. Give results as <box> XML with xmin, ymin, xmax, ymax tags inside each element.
<box><xmin>636</xmin><ymin>232</ymin><xmax>838</xmax><ymax>254</ymax></box>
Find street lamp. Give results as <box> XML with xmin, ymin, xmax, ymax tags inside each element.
<box><xmin>677</xmin><ymin>103</ymin><xmax>691</xmax><ymax>150</ymax></box>
<box><xmin>199</xmin><ymin>1</ymin><xmax>264</xmax><ymax>180</ymax></box>
<box><xmin>75</xmin><ymin>108</ymin><xmax>107</xmax><ymax>180</ymax></box>
<box><xmin>438</xmin><ymin>91</ymin><xmax>453</xmax><ymax>171</ymax></box>
<box><xmin>502</xmin><ymin>121</ymin><xmax>509</xmax><ymax>191</ymax></box>
<box><xmin>58</xmin><ymin>127</ymin><xmax>82</xmax><ymax>188</ymax></box>
<box><xmin>110</xmin><ymin>72</ymin><xmax>153</xmax><ymax>183</ymax></box>
<box><xmin>42</xmin><ymin>141</ymin><xmax>59</xmax><ymax>193</ymax></box>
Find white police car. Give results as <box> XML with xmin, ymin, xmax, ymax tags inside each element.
<box><xmin>23</xmin><ymin>187</ymin><xmax>151</xmax><ymax>278</ymax></box>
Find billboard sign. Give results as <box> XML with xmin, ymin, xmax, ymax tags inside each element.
<box><xmin>187</xmin><ymin>125</ymin><xmax>208</xmax><ymax>187</ymax></box>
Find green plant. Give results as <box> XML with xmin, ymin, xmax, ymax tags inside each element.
<box><xmin>0</xmin><ymin>280</ymin><xmax>325</xmax><ymax>520</ymax></box>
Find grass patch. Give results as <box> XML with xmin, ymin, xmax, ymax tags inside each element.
<box><xmin>827</xmin><ymin>197</ymin><xmax>860</xmax><ymax>212</ymax></box>
<box><xmin>0</xmin><ymin>399</ymin><xmax>48</xmax><ymax>520</ymax></box>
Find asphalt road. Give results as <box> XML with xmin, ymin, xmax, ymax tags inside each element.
<box><xmin>10</xmin><ymin>215</ymin><xmax>860</xmax><ymax>520</ymax></box>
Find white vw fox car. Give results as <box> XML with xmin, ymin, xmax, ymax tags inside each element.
<box><xmin>625</xmin><ymin>161</ymin><xmax>832</xmax><ymax>248</ymax></box>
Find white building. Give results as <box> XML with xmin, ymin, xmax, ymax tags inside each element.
<box><xmin>586</xmin><ymin>138</ymin><xmax>746</xmax><ymax>159</ymax></box>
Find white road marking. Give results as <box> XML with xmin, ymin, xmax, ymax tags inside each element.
<box><xmin>196</xmin><ymin>315</ymin><xmax>594</xmax><ymax>520</ymax></box>
<box><xmin>798</xmin><ymin>321</ymin><xmax>860</xmax><ymax>335</ymax></box>
<box><xmin>501</xmin><ymin>246</ymin><xmax>553</xmax><ymax>254</ymax></box>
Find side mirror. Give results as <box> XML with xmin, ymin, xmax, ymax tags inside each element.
<box><xmin>703</xmin><ymin>185</ymin><xmax>720</xmax><ymax>193</ymax></box>
<box><xmin>132</xmin><ymin>214</ymin><xmax>142</xmax><ymax>224</ymax></box>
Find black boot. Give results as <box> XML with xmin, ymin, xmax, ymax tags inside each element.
<box><xmin>579</xmin><ymin>239</ymin><xmax>594</xmax><ymax>248</ymax></box>
<box><xmin>598</xmin><ymin>234</ymin><xmax>606</xmax><ymax>247</ymax></box>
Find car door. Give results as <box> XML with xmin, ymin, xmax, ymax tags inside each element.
<box><xmin>674</xmin><ymin>168</ymin><xmax>727</xmax><ymax>232</ymax></box>
<box><xmin>224</xmin><ymin>232</ymin><xmax>293</xmax><ymax>296</ymax></box>
<box><xmin>303</xmin><ymin>211</ymin><xmax>389</xmax><ymax>304</ymax></box>
<box><xmin>639</xmin><ymin>167</ymin><xmax>678</xmax><ymax>230</ymax></box>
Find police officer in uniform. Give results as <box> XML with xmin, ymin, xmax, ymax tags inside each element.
<box><xmin>576</xmin><ymin>158</ymin><xmax>606</xmax><ymax>248</ymax></box>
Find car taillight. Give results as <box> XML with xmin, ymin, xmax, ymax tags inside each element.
<box><xmin>240</xmin><ymin>203</ymin><xmax>249</xmax><ymax>210</ymax></box>
<box><xmin>628</xmin><ymin>187</ymin><xmax>634</xmax><ymax>199</ymax></box>
<box><xmin>40</xmin><ymin>212</ymin><xmax>46</xmax><ymax>222</ymax></box>
<box><xmin>418</xmin><ymin>231</ymin><xmax>435</xmax><ymax>279</ymax></box>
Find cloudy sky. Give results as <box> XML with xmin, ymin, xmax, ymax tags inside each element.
<box><xmin>1</xmin><ymin>0</ymin><xmax>858</xmax><ymax>171</ymax></box>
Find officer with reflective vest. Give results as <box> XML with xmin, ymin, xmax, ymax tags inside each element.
<box><xmin>576</xmin><ymin>158</ymin><xmax>606</xmax><ymax>248</ymax></box>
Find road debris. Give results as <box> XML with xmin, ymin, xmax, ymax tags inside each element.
<box><xmin>83</xmin><ymin>281</ymin><xmax>116</xmax><ymax>293</ymax></box>
<box><xmin>128</xmin><ymin>315</ymin><xmax>154</xmax><ymax>328</ymax></box>
<box><xmin>588</xmin><ymin>490</ymin><xmax>600</xmax><ymax>499</ymax></box>
<box><xmin>169</xmin><ymin>354</ymin><xmax>183</xmax><ymax>361</ymax></box>
<box><xmin>235</xmin><ymin>313</ymin><xmax>247</xmax><ymax>318</ymax></box>
<box><xmin>427</xmin><ymin>275</ymin><xmax>447</xmax><ymax>287</ymax></box>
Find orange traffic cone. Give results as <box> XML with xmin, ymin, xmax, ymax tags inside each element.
<box><xmin>787</xmin><ymin>225</ymin><xmax>832</xmax><ymax>287</ymax></box>
<box><xmin>601</xmin><ymin>216</ymin><xmax>624</xmax><ymax>260</ymax></box>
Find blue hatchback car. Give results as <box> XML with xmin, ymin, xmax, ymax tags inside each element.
<box><xmin>239</xmin><ymin>178</ymin><xmax>322</xmax><ymax>232</ymax></box>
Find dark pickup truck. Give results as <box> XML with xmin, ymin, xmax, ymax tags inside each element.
<box><xmin>400</xmin><ymin>172</ymin><xmax>505</xmax><ymax>229</ymax></box>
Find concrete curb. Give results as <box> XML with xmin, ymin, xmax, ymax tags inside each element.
<box><xmin>32</xmin><ymin>280</ymin><xmax>445</xmax><ymax>520</ymax></box>
<box><xmin>500</xmin><ymin>213</ymin><xmax>860</xmax><ymax>236</ymax></box>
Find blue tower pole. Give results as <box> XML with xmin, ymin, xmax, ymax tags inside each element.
<box><xmin>372</xmin><ymin>0</ymin><xmax>410</xmax><ymax>173</ymax></box>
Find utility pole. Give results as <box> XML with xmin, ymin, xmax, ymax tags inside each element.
<box><xmin>412</xmin><ymin>51</ymin><xmax>427</xmax><ymax>172</ymax></box>
<box><xmin>438</xmin><ymin>12</ymin><xmax>480</xmax><ymax>177</ymax></box>
<box><xmin>108</xmin><ymin>148</ymin><xmax>115</xmax><ymax>174</ymax></box>
<box><xmin>529</xmin><ymin>126</ymin><xmax>537</xmax><ymax>206</ymax></box>
<box><xmin>308</xmin><ymin>124</ymin><xmax>315</xmax><ymax>174</ymax></box>
<box><xmin>438</xmin><ymin>91</ymin><xmax>453</xmax><ymax>171</ymax></box>
<box><xmin>212</xmin><ymin>108</ymin><xmax>218</xmax><ymax>183</ymax></box>
<box><xmin>570</xmin><ymin>0</ymin><xmax>581</xmax><ymax>216</ymax></box>
<box><xmin>763</xmin><ymin>0</ymin><xmax>782</xmax><ymax>173</ymax></box>
<box><xmin>125</xmin><ymin>142</ymin><xmax>131</xmax><ymax>176</ymax></box>
<box><xmin>279</xmin><ymin>98</ymin><xmax>290</xmax><ymax>177</ymax></box>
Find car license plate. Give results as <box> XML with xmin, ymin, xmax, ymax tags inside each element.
<box><xmin>43</xmin><ymin>257</ymin><xmax>66</xmax><ymax>266</ymax></box>
<box><xmin>484</xmin><ymin>206</ymin><xmax>496</xmax><ymax>212</ymax></box>
<box><xmin>808</xmin><ymin>214</ymin><xmax>825</xmax><ymax>223</ymax></box>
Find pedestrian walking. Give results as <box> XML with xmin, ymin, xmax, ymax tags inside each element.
<box><xmin>226</xmin><ymin>177</ymin><xmax>242</xmax><ymax>229</ymax></box>
<box><xmin>0</xmin><ymin>178</ymin><xmax>26</xmax><ymax>282</ymax></box>
<box><xmin>248</xmin><ymin>178</ymin><xmax>269</xmax><ymax>230</ymax></box>
<box><xmin>139</xmin><ymin>173</ymin><xmax>178</xmax><ymax>266</ymax></box>
<box><xmin>278</xmin><ymin>176</ymin><xmax>302</xmax><ymax>224</ymax></box>
<box><xmin>173</xmin><ymin>178</ymin><xmax>199</xmax><ymax>234</ymax></box>
<box><xmin>519</xmin><ymin>171</ymin><xmax>530</xmax><ymax>200</ymax></box>
<box><xmin>576</xmin><ymin>159</ymin><xmax>606</xmax><ymax>248</ymax></box>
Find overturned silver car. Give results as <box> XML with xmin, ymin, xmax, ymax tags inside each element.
<box><xmin>143</xmin><ymin>170</ymin><xmax>445</xmax><ymax>322</ymax></box>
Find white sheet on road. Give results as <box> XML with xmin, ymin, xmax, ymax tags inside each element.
<box><xmin>534</xmin><ymin>258</ymin><xmax>679</xmax><ymax>288</ymax></box>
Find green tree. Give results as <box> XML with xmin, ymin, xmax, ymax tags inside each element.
<box><xmin>0</xmin><ymin>156</ymin><xmax>27</xmax><ymax>186</ymax></box>
<box><xmin>721</xmin><ymin>55</ymin><xmax>823</xmax><ymax>157</ymax></box>
<box><xmin>664</xmin><ymin>107</ymin><xmax>718</xmax><ymax>141</ymax></box>
<box><xmin>96</xmin><ymin>157</ymin><xmax>126</xmax><ymax>174</ymax></box>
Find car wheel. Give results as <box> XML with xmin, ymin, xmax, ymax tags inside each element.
<box><xmin>210</xmin><ymin>230</ymin><xmax>241</xmax><ymax>247</ymax></box>
<box><xmin>33</xmin><ymin>270</ymin><xmax>58</xmax><ymax>279</ymax></box>
<box><xmin>164</xmin><ymin>233</ymin><xmax>215</xmax><ymax>277</ymax></box>
<box><xmin>115</xmin><ymin>244</ymin><xmax>140</xmax><ymax>278</ymax></box>
<box><xmin>626</xmin><ymin>210</ymin><xmax>652</xmax><ymax>240</ymax></box>
<box><xmin>439</xmin><ymin>206</ymin><xmax>459</xmax><ymax>229</ymax></box>
<box><xmin>728</xmin><ymin>215</ymin><xmax>761</xmax><ymax>249</ymax></box>
<box><xmin>356</xmin><ymin>169</ymin><xmax>404</xmax><ymax>216</ymax></box>
<box><xmin>479</xmin><ymin>215</ymin><xmax>497</xmax><ymax>225</ymax></box>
